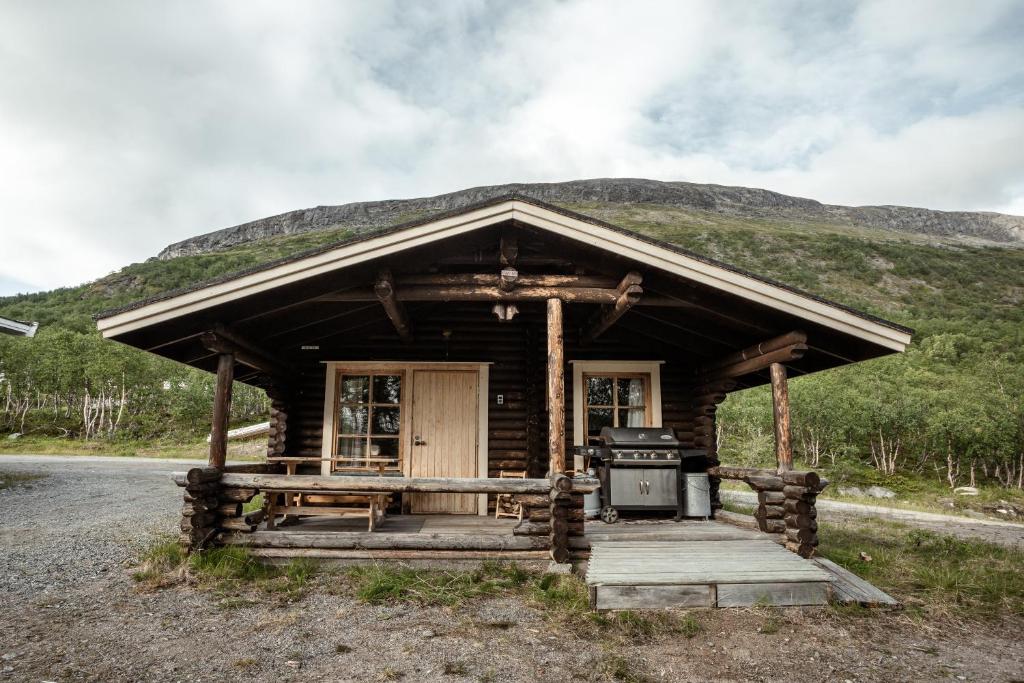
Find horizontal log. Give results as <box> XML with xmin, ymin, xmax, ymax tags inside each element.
<box><xmin>758</xmin><ymin>491</ymin><xmax>786</xmax><ymax>505</ymax></box>
<box><xmin>785</xmin><ymin>515</ymin><xmax>817</xmax><ymax>532</ymax></box>
<box><xmin>215</xmin><ymin>503</ymin><xmax>243</xmax><ymax>517</ymax></box>
<box><xmin>186</xmin><ymin>467</ymin><xmax>221</xmax><ymax>485</ymax></box>
<box><xmin>698</xmin><ymin>331</ymin><xmax>808</xmax><ymax>374</ymax></box>
<box><xmin>757</xmin><ymin>518</ymin><xmax>786</xmax><ymax>534</ymax></box>
<box><xmin>524</xmin><ymin>508</ymin><xmax>551</xmax><ymax>523</ymax></box>
<box><xmin>781</xmin><ymin>471</ymin><xmax>821</xmax><ymax>489</ymax></box>
<box><xmin>219</xmin><ymin>517</ymin><xmax>257</xmax><ymax>532</ymax></box>
<box><xmin>222</xmin><ymin>531</ymin><xmax>550</xmax><ymax>551</ymax></box>
<box><xmin>243</xmin><ymin>548</ymin><xmax>550</xmax><ymax>561</ymax></box>
<box><xmin>747</xmin><ymin>475</ymin><xmax>785</xmax><ymax>491</ymax></box>
<box><xmin>783</xmin><ymin>485</ymin><xmax>815</xmax><ymax>499</ymax></box>
<box><xmin>785</xmin><ymin>527</ymin><xmax>817</xmax><ymax>544</ymax></box>
<box><xmin>317</xmin><ymin>285</ymin><xmax>622</xmax><ymax>304</ymax></box>
<box><xmin>755</xmin><ymin>505</ymin><xmax>784</xmax><ymax>520</ymax></box>
<box><xmin>217</xmin><ymin>473</ymin><xmax>599</xmax><ymax>495</ymax></box>
<box><xmin>221</xmin><ymin>463</ymin><xmax>283</xmax><ymax>474</ymax></box>
<box><xmin>695</xmin><ymin>342</ymin><xmax>808</xmax><ymax>382</ymax></box>
<box><xmin>217</xmin><ymin>488</ymin><xmax>259</xmax><ymax>503</ymax></box>
<box><xmin>513</xmin><ymin>494</ymin><xmax>550</xmax><ymax>508</ymax></box>
<box><xmin>783</xmin><ymin>498</ymin><xmax>814</xmax><ymax>515</ymax></box>
<box><xmin>513</xmin><ymin>521</ymin><xmax>551</xmax><ymax>536</ymax></box>
<box><xmin>397</xmin><ymin>273</ymin><xmax>619</xmax><ymax>288</ymax></box>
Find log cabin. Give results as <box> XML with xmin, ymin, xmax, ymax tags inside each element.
<box><xmin>95</xmin><ymin>195</ymin><xmax>911</xmax><ymax>604</ymax></box>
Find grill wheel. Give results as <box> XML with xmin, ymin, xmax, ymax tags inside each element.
<box><xmin>600</xmin><ymin>506</ymin><xmax>619</xmax><ymax>524</ymax></box>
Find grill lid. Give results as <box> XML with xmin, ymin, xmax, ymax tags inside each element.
<box><xmin>599</xmin><ymin>427</ymin><xmax>680</xmax><ymax>448</ymax></box>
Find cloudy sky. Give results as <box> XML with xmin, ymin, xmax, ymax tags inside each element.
<box><xmin>1</xmin><ymin>1</ymin><xmax>1023</xmax><ymax>295</ymax></box>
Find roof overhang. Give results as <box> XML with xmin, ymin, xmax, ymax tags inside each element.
<box><xmin>96</xmin><ymin>198</ymin><xmax>911</xmax><ymax>352</ymax></box>
<box><xmin>0</xmin><ymin>316</ymin><xmax>39</xmax><ymax>338</ymax></box>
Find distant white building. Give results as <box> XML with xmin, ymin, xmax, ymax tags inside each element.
<box><xmin>0</xmin><ymin>316</ymin><xmax>38</xmax><ymax>337</ymax></box>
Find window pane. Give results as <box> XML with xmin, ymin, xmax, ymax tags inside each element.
<box><xmin>372</xmin><ymin>407</ymin><xmax>401</xmax><ymax>435</ymax></box>
<box><xmin>372</xmin><ymin>375</ymin><xmax>402</xmax><ymax>404</ymax></box>
<box><xmin>339</xmin><ymin>405</ymin><xmax>368</xmax><ymax>435</ymax></box>
<box><xmin>336</xmin><ymin>437</ymin><xmax>365</xmax><ymax>468</ymax></box>
<box><xmin>586</xmin><ymin>376</ymin><xmax>613</xmax><ymax>406</ymax></box>
<box><xmin>619</xmin><ymin>407</ymin><xmax>646</xmax><ymax>428</ymax></box>
<box><xmin>341</xmin><ymin>375</ymin><xmax>369</xmax><ymax>403</ymax></box>
<box><xmin>587</xmin><ymin>408</ymin><xmax>613</xmax><ymax>436</ymax></box>
<box><xmin>370</xmin><ymin>438</ymin><xmax>400</xmax><ymax>466</ymax></box>
<box><xmin>617</xmin><ymin>377</ymin><xmax>645</xmax><ymax>407</ymax></box>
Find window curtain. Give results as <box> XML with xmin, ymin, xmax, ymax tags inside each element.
<box><xmin>626</xmin><ymin>378</ymin><xmax>644</xmax><ymax>427</ymax></box>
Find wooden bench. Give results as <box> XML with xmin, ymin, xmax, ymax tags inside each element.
<box><xmin>264</xmin><ymin>458</ymin><xmax>390</xmax><ymax>531</ymax></box>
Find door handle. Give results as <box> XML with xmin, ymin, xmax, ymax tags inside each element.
<box><xmin>414</xmin><ymin>435</ymin><xmax>426</xmax><ymax>446</ymax></box>
<box><xmin>644</xmin><ymin>480</ymin><xmax>650</xmax><ymax>494</ymax></box>
<box><xmin>638</xmin><ymin>480</ymin><xmax>643</xmax><ymax>495</ymax></box>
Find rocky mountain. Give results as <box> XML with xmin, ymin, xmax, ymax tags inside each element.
<box><xmin>157</xmin><ymin>178</ymin><xmax>1024</xmax><ymax>259</ymax></box>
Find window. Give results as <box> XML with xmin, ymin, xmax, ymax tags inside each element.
<box><xmin>334</xmin><ymin>372</ymin><xmax>403</xmax><ymax>471</ymax></box>
<box><xmin>583</xmin><ymin>373</ymin><xmax>650</xmax><ymax>439</ymax></box>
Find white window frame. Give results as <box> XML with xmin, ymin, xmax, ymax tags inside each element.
<box><xmin>569</xmin><ymin>360</ymin><xmax>664</xmax><ymax>446</ymax></box>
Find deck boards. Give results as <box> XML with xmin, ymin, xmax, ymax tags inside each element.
<box><xmin>585</xmin><ymin>521</ymin><xmax>833</xmax><ymax>609</ymax></box>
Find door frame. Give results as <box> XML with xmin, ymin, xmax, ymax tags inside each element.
<box><xmin>320</xmin><ymin>361</ymin><xmax>491</xmax><ymax>515</ymax></box>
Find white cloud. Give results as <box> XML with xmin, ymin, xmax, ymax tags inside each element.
<box><xmin>0</xmin><ymin>0</ymin><xmax>1022</xmax><ymax>295</ymax></box>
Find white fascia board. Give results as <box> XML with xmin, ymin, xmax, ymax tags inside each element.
<box><xmin>97</xmin><ymin>202</ymin><xmax>518</xmax><ymax>338</ymax></box>
<box><xmin>97</xmin><ymin>198</ymin><xmax>910</xmax><ymax>352</ymax></box>
<box><xmin>509</xmin><ymin>202</ymin><xmax>911</xmax><ymax>351</ymax></box>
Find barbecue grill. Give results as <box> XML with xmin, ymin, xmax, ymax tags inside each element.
<box><xmin>577</xmin><ymin>426</ymin><xmax>707</xmax><ymax>523</ymax></box>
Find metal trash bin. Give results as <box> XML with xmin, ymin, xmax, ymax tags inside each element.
<box><xmin>682</xmin><ymin>473</ymin><xmax>711</xmax><ymax>518</ymax></box>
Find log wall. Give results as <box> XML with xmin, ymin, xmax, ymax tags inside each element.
<box><xmin>271</xmin><ymin>305</ymin><xmax>706</xmax><ymax>487</ymax></box>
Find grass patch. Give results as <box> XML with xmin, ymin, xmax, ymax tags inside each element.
<box><xmin>347</xmin><ymin>560</ymin><xmax>529</xmax><ymax>606</ymax></box>
<box><xmin>819</xmin><ymin>518</ymin><xmax>1024</xmax><ymax>619</ymax></box>
<box><xmin>132</xmin><ymin>535</ymin><xmax>187</xmax><ymax>586</ymax></box>
<box><xmin>131</xmin><ymin>538</ymin><xmax>316</xmax><ymax>602</ymax></box>
<box><xmin>0</xmin><ymin>469</ymin><xmax>47</xmax><ymax>490</ymax></box>
<box><xmin>599</xmin><ymin>652</ymin><xmax>651</xmax><ymax>683</ymax></box>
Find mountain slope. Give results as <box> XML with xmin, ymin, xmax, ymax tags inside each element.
<box><xmin>157</xmin><ymin>178</ymin><xmax>1024</xmax><ymax>259</ymax></box>
<box><xmin>1</xmin><ymin>180</ymin><xmax>1023</xmax><ymax>499</ymax></box>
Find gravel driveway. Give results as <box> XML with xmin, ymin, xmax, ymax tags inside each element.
<box><xmin>722</xmin><ymin>489</ymin><xmax>1024</xmax><ymax>547</ymax></box>
<box><xmin>2</xmin><ymin>455</ymin><xmax>1023</xmax><ymax>683</ymax></box>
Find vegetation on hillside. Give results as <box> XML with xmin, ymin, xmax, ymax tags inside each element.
<box><xmin>1</xmin><ymin>202</ymin><xmax>1023</xmax><ymax>495</ymax></box>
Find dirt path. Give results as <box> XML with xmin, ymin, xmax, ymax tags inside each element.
<box><xmin>1</xmin><ymin>455</ymin><xmax>1023</xmax><ymax>682</ymax></box>
<box><xmin>722</xmin><ymin>489</ymin><xmax>1024</xmax><ymax>548</ymax></box>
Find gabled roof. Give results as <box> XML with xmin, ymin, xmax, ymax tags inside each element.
<box><xmin>96</xmin><ymin>195</ymin><xmax>911</xmax><ymax>351</ymax></box>
<box><xmin>0</xmin><ymin>316</ymin><xmax>38</xmax><ymax>338</ymax></box>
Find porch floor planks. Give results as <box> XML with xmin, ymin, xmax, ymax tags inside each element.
<box><xmin>585</xmin><ymin>523</ymin><xmax>833</xmax><ymax>609</ymax></box>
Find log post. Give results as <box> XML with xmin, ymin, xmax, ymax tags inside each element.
<box><xmin>549</xmin><ymin>475</ymin><xmax>572</xmax><ymax>563</ymax></box>
<box><xmin>209</xmin><ymin>353</ymin><xmax>234</xmax><ymax>470</ymax></box>
<box><xmin>547</xmin><ymin>298</ymin><xmax>565</xmax><ymax>475</ymax></box>
<box><xmin>770</xmin><ymin>362</ymin><xmax>793</xmax><ymax>474</ymax></box>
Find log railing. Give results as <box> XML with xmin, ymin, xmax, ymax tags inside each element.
<box><xmin>173</xmin><ymin>468</ymin><xmax>598</xmax><ymax>561</ymax></box>
<box><xmin>709</xmin><ymin>465</ymin><xmax>826</xmax><ymax>558</ymax></box>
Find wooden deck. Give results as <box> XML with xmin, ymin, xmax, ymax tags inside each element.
<box><xmin>584</xmin><ymin>520</ymin><xmax>833</xmax><ymax>609</ymax></box>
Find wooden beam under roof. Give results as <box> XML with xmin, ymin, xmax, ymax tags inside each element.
<box><xmin>200</xmin><ymin>325</ymin><xmax>297</xmax><ymax>380</ymax></box>
<box><xmin>580</xmin><ymin>271</ymin><xmax>643</xmax><ymax>345</ymax></box>
<box><xmin>396</xmin><ymin>273</ymin><xmax>620</xmax><ymax>288</ymax></box>
<box><xmin>314</xmin><ymin>285</ymin><xmax>625</xmax><ymax>304</ymax></box>
<box><xmin>692</xmin><ymin>331</ymin><xmax>809</xmax><ymax>382</ymax></box>
<box><xmin>374</xmin><ymin>270</ymin><xmax>413</xmax><ymax>343</ymax></box>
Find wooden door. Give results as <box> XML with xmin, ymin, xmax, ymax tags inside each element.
<box><xmin>409</xmin><ymin>370</ymin><xmax>479</xmax><ymax>513</ymax></box>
